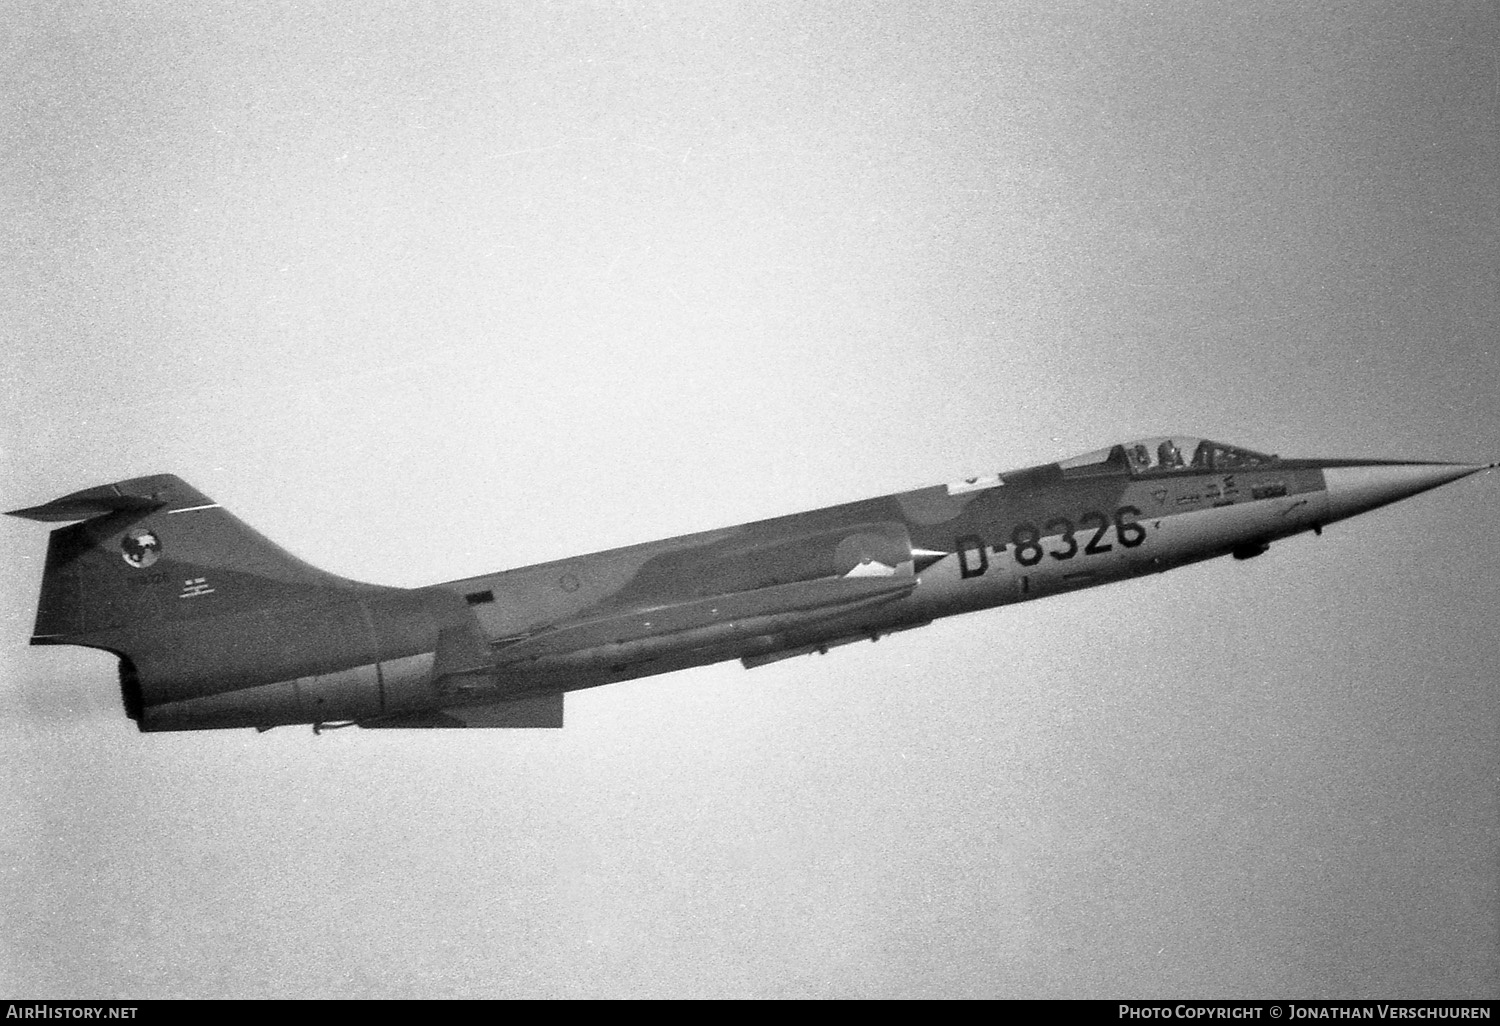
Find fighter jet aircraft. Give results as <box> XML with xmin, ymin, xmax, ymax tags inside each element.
<box><xmin>9</xmin><ymin>437</ymin><xmax>1496</xmax><ymax>732</ymax></box>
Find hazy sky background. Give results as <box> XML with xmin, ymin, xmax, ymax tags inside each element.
<box><xmin>2</xmin><ymin>1</ymin><xmax>1497</xmax><ymax>999</ymax></box>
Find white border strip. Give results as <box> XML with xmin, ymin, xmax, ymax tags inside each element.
<box><xmin>166</xmin><ymin>503</ymin><xmax>221</xmax><ymax>514</ymax></box>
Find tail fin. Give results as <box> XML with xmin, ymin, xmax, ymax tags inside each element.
<box><xmin>9</xmin><ymin>473</ymin><xmax>371</xmax><ymax>644</ymax></box>
<box><xmin>11</xmin><ymin>475</ymin><xmax>512</xmax><ymax>732</ymax></box>
<box><xmin>9</xmin><ymin>474</ymin><xmax>425</xmax><ymax>729</ymax></box>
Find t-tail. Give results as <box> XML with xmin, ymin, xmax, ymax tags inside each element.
<box><xmin>8</xmin><ymin>474</ymin><xmax>540</xmax><ymax>731</ymax></box>
<box><xmin>13</xmin><ymin>448</ymin><xmax>1493</xmax><ymax>734</ymax></box>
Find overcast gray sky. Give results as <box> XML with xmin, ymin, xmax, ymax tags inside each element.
<box><xmin>2</xmin><ymin>1</ymin><xmax>1497</xmax><ymax>999</ymax></box>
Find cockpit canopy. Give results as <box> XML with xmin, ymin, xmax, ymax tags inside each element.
<box><xmin>1058</xmin><ymin>436</ymin><xmax>1278</xmax><ymax>478</ymax></box>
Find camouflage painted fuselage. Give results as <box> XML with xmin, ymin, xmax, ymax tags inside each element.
<box><xmin>438</xmin><ymin>445</ymin><xmax>1331</xmax><ymax>707</ymax></box>
<box><xmin>10</xmin><ymin>439</ymin><xmax>1492</xmax><ymax>731</ymax></box>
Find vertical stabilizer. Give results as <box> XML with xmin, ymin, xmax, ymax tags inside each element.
<box><xmin>10</xmin><ymin>474</ymin><xmax>372</xmax><ymax>644</ymax></box>
<box><xmin>8</xmin><ymin>474</ymin><xmax>458</xmax><ymax>730</ymax></box>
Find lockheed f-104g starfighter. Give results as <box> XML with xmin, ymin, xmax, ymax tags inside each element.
<box><xmin>9</xmin><ymin>436</ymin><xmax>1495</xmax><ymax>732</ymax></box>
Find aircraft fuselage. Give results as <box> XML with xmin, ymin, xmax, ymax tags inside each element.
<box><xmin>430</xmin><ymin>440</ymin><xmax>1481</xmax><ymax>708</ymax></box>
<box><xmin>9</xmin><ymin>437</ymin><xmax>1493</xmax><ymax>731</ymax></box>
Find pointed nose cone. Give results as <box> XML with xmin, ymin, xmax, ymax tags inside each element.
<box><xmin>1321</xmin><ymin>461</ymin><xmax>1494</xmax><ymax>524</ymax></box>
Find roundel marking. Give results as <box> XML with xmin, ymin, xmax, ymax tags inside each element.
<box><xmin>559</xmin><ymin>573</ymin><xmax>581</xmax><ymax>593</ymax></box>
<box><xmin>121</xmin><ymin>528</ymin><xmax>162</xmax><ymax>568</ymax></box>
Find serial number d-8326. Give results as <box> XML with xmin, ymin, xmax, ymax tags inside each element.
<box><xmin>956</xmin><ymin>506</ymin><xmax>1146</xmax><ymax>578</ymax></box>
<box><xmin>1013</xmin><ymin>505</ymin><xmax>1146</xmax><ymax>566</ymax></box>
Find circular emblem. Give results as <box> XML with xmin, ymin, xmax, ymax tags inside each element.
<box><xmin>121</xmin><ymin>529</ymin><xmax>162</xmax><ymax>568</ymax></box>
<box><xmin>558</xmin><ymin>572</ymin><xmax>580</xmax><ymax>593</ymax></box>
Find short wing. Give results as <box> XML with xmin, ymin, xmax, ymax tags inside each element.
<box><xmin>358</xmin><ymin>693</ymin><xmax>563</xmax><ymax>728</ymax></box>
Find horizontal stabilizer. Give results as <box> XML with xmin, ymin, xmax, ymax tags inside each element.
<box><xmin>8</xmin><ymin>484</ymin><xmax>165</xmax><ymax>522</ymax></box>
<box><xmin>359</xmin><ymin>693</ymin><xmax>564</xmax><ymax>728</ymax></box>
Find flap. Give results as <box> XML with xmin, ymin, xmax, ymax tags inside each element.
<box><xmin>359</xmin><ymin>693</ymin><xmax>563</xmax><ymax>728</ymax></box>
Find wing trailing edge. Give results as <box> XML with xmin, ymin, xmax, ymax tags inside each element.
<box><xmin>358</xmin><ymin>693</ymin><xmax>564</xmax><ymax>728</ymax></box>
